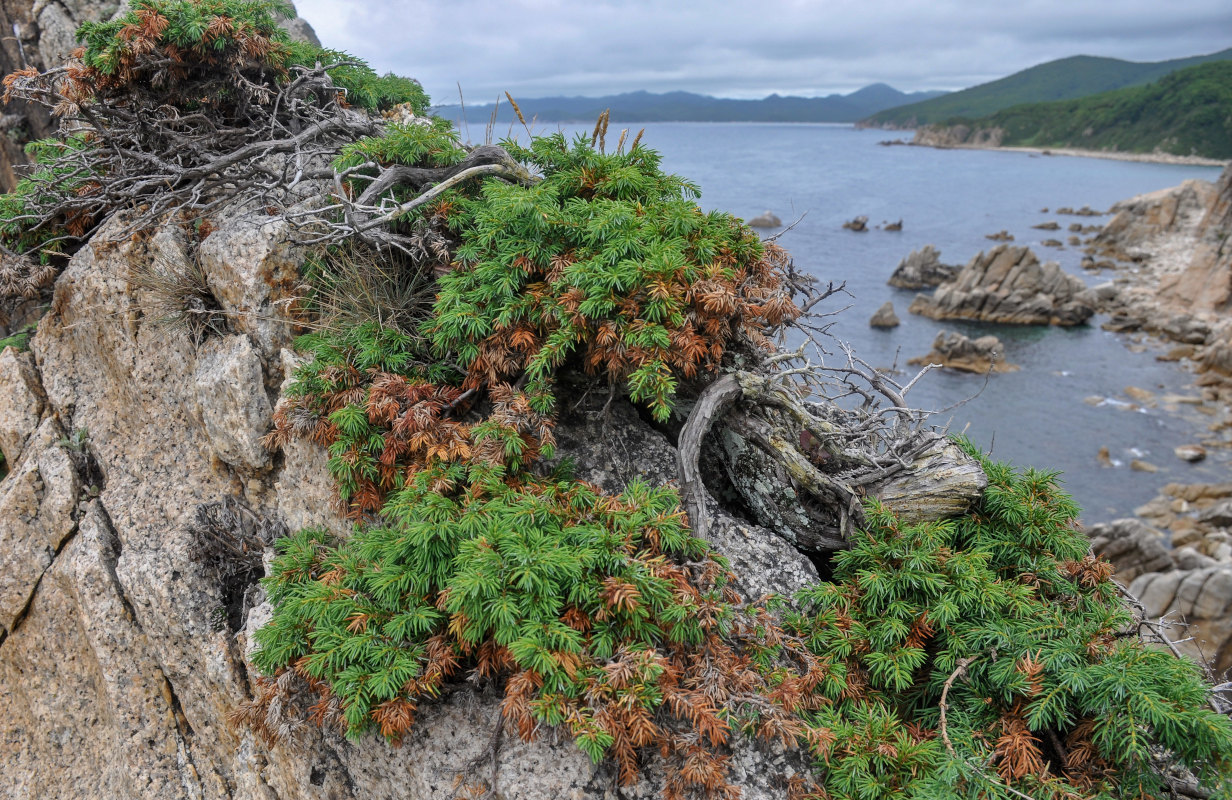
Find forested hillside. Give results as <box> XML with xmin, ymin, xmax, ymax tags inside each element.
<box><xmin>930</xmin><ymin>60</ymin><xmax>1232</xmax><ymax>159</ymax></box>
<box><xmin>864</xmin><ymin>47</ymin><xmax>1232</xmax><ymax>128</ymax></box>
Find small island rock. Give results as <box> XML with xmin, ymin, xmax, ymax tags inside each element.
<box><xmin>1175</xmin><ymin>444</ymin><xmax>1207</xmax><ymax>463</ymax></box>
<box><xmin>869</xmin><ymin>301</ymin><xmax>900</xmax><ymax>328</ymax></box>
<box><xmin>908</xmin><ymin>244</ymin><xmax>1095</xmax><ymax>326</ymax></box>
<box><xmin>907</xmin><ymin>330</ymin><xmax>1018</xmax><ymax>374</ymax></box>
<box><xmin>887</xmin><ymin>245</ymin><xmax>959</xmax><ymax>289</ymax></box>
<box><xmin>747</xmin><ymin>210</ymin><xmax>782</xmax><ymax>228</ymax></box>
<box><xmin>842</xmin><ymin>215</ymin><xmax>869</xmax><ymax>232</ymax></box>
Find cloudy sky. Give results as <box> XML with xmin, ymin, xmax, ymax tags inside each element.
<box><xmin>294</xmin><ymin>1</ymin><xmax>1231</xmax><ymax>103</ymax></box>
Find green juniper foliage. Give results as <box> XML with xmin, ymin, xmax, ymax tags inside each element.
<box><xmin>0</xmin><ymin>135</ymin><xmax>96</xmax><ymax>258</ymax></box>
<box><xmin>335</xmin><ymin>117</ymin><xmax>468</xmax><ymax>178</ymax></box>
<box><xmin>425</xmin><ymin>132</ymin><xmax>797</xmax><ymax>421</ymax></box>
<box><xmin>2</xmin><ymin>1</ymin><xmax>1224</xmax><ymax>794</ymax></box>
<box><xmin>786</xmin><ymin>440</ymin><xmax>1232</xmax><ymax>800</ymax></box>
<box><xmin>246</xmin><ymin>111</ymin><xmax>1232</xmax><ymax>796</ymax></box>
<box><xmin>74</xmin><ymin>0</ymin><xmax>427</xmax><ymax>115</ymax></box>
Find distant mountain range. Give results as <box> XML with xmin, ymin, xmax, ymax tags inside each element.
<box><xmin>862</xmin><ymin>47</ymin><xmax>1232</xmax><ymax>129</ymax></box>
<box><xmin>432</xmin><ymin>84</ymin><xmax>948</xmax><ymax>125</ymax></box>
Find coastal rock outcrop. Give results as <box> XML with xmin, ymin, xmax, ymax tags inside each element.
<box><xmin>911</xmin><ymin>124</ymin><xmax>1004</xmax><ymax>148</ymax></box>
<box><xmin>908</xmin><ymin>244</ymin><xmax>1094</xmax><ymax>326</ymax></box>
<box><xmin>887</xmin><ymin>245</ymin><xmax>959</xmax><ymax>289</ymax></box>
<box><xmin>1097</xmin><ymin>480</ymin><xmax>1232</xmax><ymax>674</ymax></box>
<box><xmin>0</xmin><ymin>207</ymin><xmax>816</xmax><ymax>799</ymax></box>
<box><xmin>1130</xmin><ymin>566</ymin><xmax>1232</xmax><ymax>672</ymax></box>
<box><xmin>907</xmin><ymin>330</ymin><xmax>1017</xmax><ymax>374</ymax></box>
<box><xmin>1093</xmin><ymin>179</ymin><xmax>1218</xmax><ymax>255</ymax></box>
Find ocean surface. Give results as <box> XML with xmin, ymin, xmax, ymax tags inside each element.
<box><xmin>517</xmin><ymin>122</ymin><xmax>1227</xmax><ymax>523</ymax></box>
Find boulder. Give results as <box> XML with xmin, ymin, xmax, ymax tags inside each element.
<box><xmin>192</xmin><ymin>335</ymin><xmax>274</xmax><ymax>472</ymax></box>
<box><xmin>1175</xmin><ymin>444</ymin><xmax>1207</xmax><ymax>463</ymax></box>
<box><xmin>747</xmin><ymin>210</ymin><xmax>781</xmax><ymax>228</ymax></box>
<box><xmin>907</xmin><ymin>330</ymin><xmax>1017</xmax><ymax>374</ymax></box>
<box><xmin>887</xmin><ymin>245</ymin><xmax>959</xmax><ymax>289</ymax></box>
<box><xmin>1087</xmin><ymin>519</ymin><xmax>1174</xmax><ymax>583</ymax></box>
<box><xmin>884</xmin><ymin>219</ymin><xmax>902</xmax><ymax>232</ymax></box>
<box><xmin>908</xmin><ymin>245</ymin><xmax>1094</xmax><ymax>326</ymax></box>
<box><xmin>869</xmin><ymin>301</ymin><xmax>900</xmax><ymax>328</ymax></box>
<box><xmin>1041</xmin><ymin>238</ymin><xmax>1063</xmax><ymax>248</ymax></box>
<box><xmin>842</xmin><ymin>215</ymin><xmax>868</xmax><ymax>232</ymax></box>
<box><xmin>1199</xmin><ymin>500</ymin><xmax>1232</xmax><ymax>529</ymax></box>
<box><xmin>1032</xmin><ymin>221</ymin><xmax>1060</xmax><ymax>230</ymax></box>
<box><xmin>1199</xmin><ymin>324</ymin><xmax>1232</xmax><ymax>377</ymax></box>
<box><xmin>1130</xmin><ymin>566</ymin><xmax>1232</xmax><ymax>674</ymax></box>
<box><xmin>985</xmin><ymin>230</ymin><xmax>1013</xmax><ymax>241</ymax></box>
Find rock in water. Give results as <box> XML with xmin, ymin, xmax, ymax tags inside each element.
<box><xmin>869</xmin><ymin>301</ymin><xmax>900</xmax><ymax>328</ymax></box>
<box><xmin>908</xmin><ymin>244</ymin><xmax>1095</xmax><ymax>326</ymax></box>
<box><xmin>842</xmin><ymin>215</ymin><xmax>868</xmax><ymax>232</ymax></box>
<box><xmin>1032</xmin><ymin>221</ymin><xmax>1060</xmax><ymax>230</ymax></box>
<box><xmin>884</xmin><ymin>219</ymin><xmax>902</xmax><ymax>231</ymax></box>
<box><xmin>1175</xmin><ymin>444</ymin><xmax>1207</xmax><ymax>463</ymax></box>
<box><xmin>907</xmin><ymin>330</ymin><xmax>1018</xmax><ymax>374</ymax></box>
<box><xmin>887</xmin><ymin>245</ymin><xmax>959</xmax><ymax>289</ymax></box>
<box><xmin>747</xmin><ymin>210</ymin><xmax>782</xmax><ymax>228</ymax></box>
<box><xmin>985</xmin><ymin>230</ymin><xmax>1014</xmax><ymax>241</ymax></box>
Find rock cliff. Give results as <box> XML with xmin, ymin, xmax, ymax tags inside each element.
<box><xmin>910</xmin><ymin>124</ymin><xmax>1004</xmax><ymax>149</ymax></box>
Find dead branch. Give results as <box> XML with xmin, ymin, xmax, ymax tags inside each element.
<box><xmin>940</xmin><ymin>656</ymin><xmax>974</xmax><ymax>757</ymax></box>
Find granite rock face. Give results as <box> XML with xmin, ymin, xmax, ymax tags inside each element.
<box><xmin>0</xmin><ymin>346</ymin><xmax>45</xmax><ymax>466</ymax></box>
<box><xmin>886</xmin><ymin>245</ymin><xmax>959</xmax><ymax>289</ymax></box>
<box><xmin>908</xmin><ymin>244</ymin><xmax>1094</xmax><ymax>326</ymax></box>
<box><xmin>1087</xmin><ymin>519</ymin><xmax>1176</xmax><ymax>584</ymax></box>
<box><xmin>1130</xmin><ymin>567</ymin><xmax>1232</xmax><ymax>673</ymax></box>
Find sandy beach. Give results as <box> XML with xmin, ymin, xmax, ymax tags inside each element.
<box><xmin>909</xmin><ymin>140</ymin><xmax>1229</xmax><ymax>167</ymax></box>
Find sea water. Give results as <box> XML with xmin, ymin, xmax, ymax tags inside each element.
<box><xmin>513</xmin><ymin>121</ymin><xmax>1227</xmax><ymax>522</ymax></box>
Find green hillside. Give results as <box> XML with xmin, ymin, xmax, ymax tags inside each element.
<box><xmin>959</xmin><ymin>60</ymin><xmax>1232</xmax><ymax>159</ymax></box>
<box><xmin>864</xmin><ymin>47</ymin><xmax>1232</xmax><ymax>128</ymax></box>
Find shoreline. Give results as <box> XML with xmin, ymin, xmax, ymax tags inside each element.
<box><xmin>904</xmin><ymin>140</ymin><xmax>1228</xmax><ymax>168</ymax></box>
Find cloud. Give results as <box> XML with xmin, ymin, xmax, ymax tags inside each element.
<box><xmin>293</xmin><ymin>0</ymin><xmax>1232</xmax><ymax>102</ymax></box>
